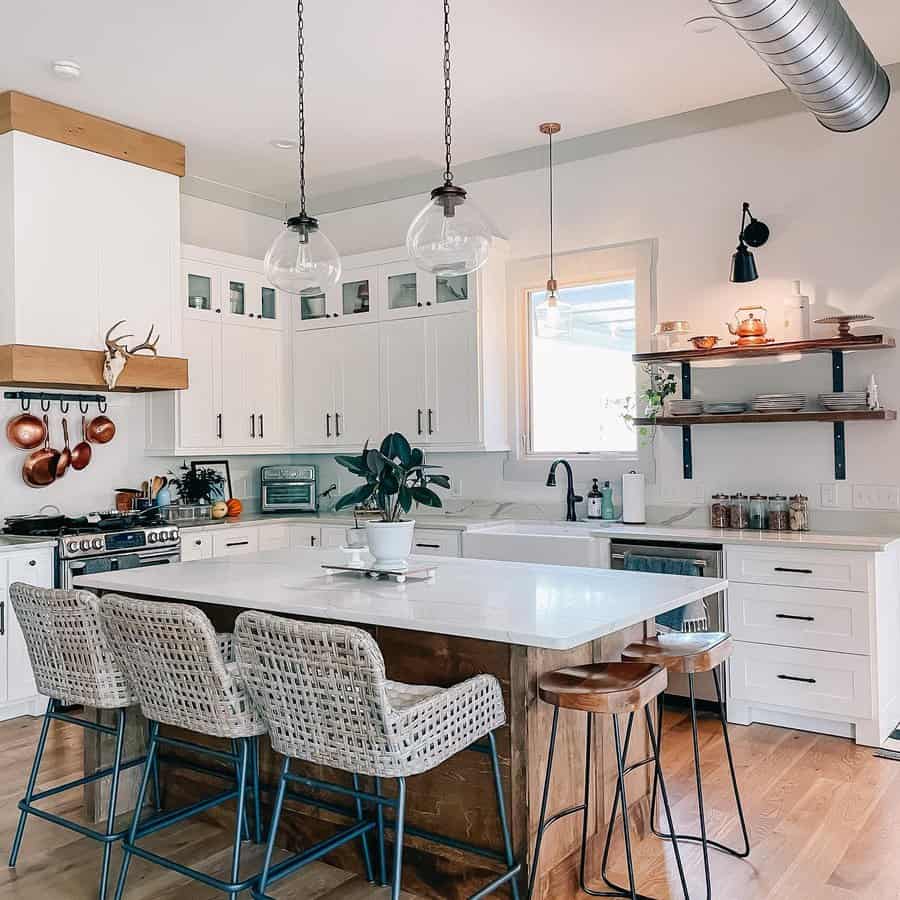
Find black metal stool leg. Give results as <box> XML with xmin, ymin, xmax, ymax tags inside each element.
<box><xmin>613</xmin><ymin>714</ymin><xmax>638</xmax><ymax>900</ymax></box>
<box><xmin>714</xmin><ymin>668</ymin><xmax>750</xmax><ymax>857</ymax></box>
<box><xmin>97</xmin><ymin>708</ymin><xmax>127</xmax><ymax>900</ymax></box>
<box><xmin>526</xmin><ymin>705</ymin><xmax>560</xmax><ymax>900</ymax></box>
<box><xmin>688</xmin><ymin>674</ymin><xmax>713</xmax><ymax>900</ymax></box>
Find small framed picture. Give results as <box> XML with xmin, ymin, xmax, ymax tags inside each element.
<box><xmin>191</xmin><ymin>459</ymin><xmax>232</xmax><ymax>502</ymax></box>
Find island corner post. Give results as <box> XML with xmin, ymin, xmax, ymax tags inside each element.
<box><xmin>83</xmin><ymin>595</ymin><xmax>655</xmax><ymax>900</ymax></box>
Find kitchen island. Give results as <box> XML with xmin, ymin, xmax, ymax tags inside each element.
<box><xmin>75</xmin><ymin>549</ymin><xmax>726</xmax><ymax>899</ymax></box>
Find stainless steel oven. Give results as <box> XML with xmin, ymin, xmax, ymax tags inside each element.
<box><xmin>611</xmin><ymin>539</ymin><xmax>725</xmax><ymax>705</ymax></box>
<box><xmin>260</xmin><ymin>465</ymin><xmax>318</xmax><ymax>513</ymax></box>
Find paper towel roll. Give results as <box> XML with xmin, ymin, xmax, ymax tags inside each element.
<box><xmin>622</xmin><ymin>472</ymin><xmax>646</xmax><ymax>524</ymax></box>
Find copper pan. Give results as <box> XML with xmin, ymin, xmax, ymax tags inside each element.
<box><xmin>71</xmin><ymin>416</ymin><xmax>92</xmax><ymax>470</ymax></box>
<box><xmin>86</xmin><ymin>413</ymin><xmax>116</xmax><ymax>444</ymax></box>
<box><xmin>22</xmin><ymin>416</ymin><xmax>60</xmax><ymax>487</ymax></box>
<box><xmin>7</xmin><ymin>407</ymin><xmax>47</xmax><ymax>450</ymax></box>
<box><xmin>56</xmin><ymin>417</ymin><xmax>71</xmax><ymax>478</ymax></box>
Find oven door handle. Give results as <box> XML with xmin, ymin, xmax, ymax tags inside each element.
<box><xmin>611</xmin><ymin>552</ymin><xmax>709</xmax><ymax>568</ymax></box>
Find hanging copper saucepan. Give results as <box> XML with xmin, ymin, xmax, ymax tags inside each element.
<box><xmin>7</xmin><ymin>403</ymin><xmax>47</xmax><ymax>450</ymax></box>
<box><xmin>22</xmin><ymin>416</ymin><xmax>60</xmax><ymax>487</ymax></box>
<box><xmin>86</xmin><ymin>412</ymin><xmax>116</xmax><ymax>444</ymax></box>
<box><xmin>71</xmin><ymin>415</ymin><xmax>92</xmax><ymax>470</ymax></box>
<box><xmin>56</xmin><ymin>418</ymin><xmax>72</xmax><ymax>478</ymax></box>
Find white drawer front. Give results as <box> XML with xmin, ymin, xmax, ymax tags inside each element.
<box><xmin>181</xmin><ymin>533</ymin><xmax>213</xmax><ymax>561</ymax></box>
<box><xmin>728</xmin><ymin>582</ymin><xmax>870</xmax><ymax>655</ymax></box>
<box><xmin>320</xmin><ymin>525</ymin><xmax>348</xmax><ymax>549</ymax></box>
<box><xmin>729</xmin><ymin>640</ymin><xmax>872</xmax><ymax>719</ymax></box>
<box><xmin>289</xmin><ymin>525</ymin><xmax>321</xmax><ymax>549</ymax></box>
<box><xmin>726</xmin><ymin>547</ymin><xmax>869</xmax><ymax>592</ymax></box>
<box><xmin>212</xmin><ymin>529</ymin><xmax>260</xmax><ymax>557</ymax></box>
<box><xmin>258</xmin><ymin>524</ymin><xmax>290</xmax><ymax>552</ymax></box>
<box><xmin>412</xmin><ymin>529</ymin><xmax>461</xmax><ymax>558</ymax></box>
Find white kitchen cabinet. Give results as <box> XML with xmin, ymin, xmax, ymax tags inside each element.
<box><xmin>290</xmin><ymin>524</ymin><xmax>322</xmax><ymax>549</ymax></box>
<box><xmin>178</xmin><ymin>318</ymin><xmax>223</xmax><ymax>449</ymax></box>
<box><xmin>295</xmin><ymin>265</ymin><xmax>380</xmax><ymax>330</ymax></box>
<box><xmin>381</xmin><ymin>318</ymin><xmax>429</xmax><ymax>441</ymax></box>
<box><xmin>181</xmin><ymin>532</ymin><xmax>213</xmax><ymax>562</ymax></box>
<box><xmin>320</xmin><ymin>525</ymin><xmax>347</xmax><ymax>549</ymax></box>
<box><xmin>258</xmin><ymin>524</ymin><xmax>291</xmax><ymax>551</ymax></box>
<box><xmin>212</xmin><ymin>529</ymin><xmax>260</xmax><ymax>557</ymax></box>
<box><xmin>412</xmin><ymin>529</ymin><xmax>461</xmax><ymax>557</ymax></box>
<box><xmin>0</xmin><ymin>132</ymin><xmax>180</xmax><ymax>354</ymax></box>
<box><xmin>0</xmin><ymin>545</ymin><xmax>54</xmax><ymax>720</ymax></box>
<box><xmin>292</xmin><ymin>325</ymin><xmax>380</xmax><ymax>449</ymax></box>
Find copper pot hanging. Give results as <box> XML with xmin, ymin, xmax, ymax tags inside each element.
<box><xmin>22</xmin><ymin>416</ymin><xmax>60</xmax><ymax>487</ymax></box>
<box><xmin>71</xmin><ymin>416</ymin><xmax>92</xmax><ymax>470</ymax></box>
<box><xmin>86</xmin><ymin>413</ymin><xmax>116</xmax><ymax>444</ymax></box>
<box><xmin>7</xmin><ymin>406</ymin><xmax>47</xmax><ymax>450</ymax></box>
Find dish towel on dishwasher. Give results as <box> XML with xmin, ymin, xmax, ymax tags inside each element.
<box><xmin>623</xmin><ymin>553</ymin><xmax>708</xmax><ymax>633</ymax></box>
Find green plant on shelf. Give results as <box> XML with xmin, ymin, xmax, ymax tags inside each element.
<box><xmin>621</xmin><ymin>364</ymin><xmax>677</xmax><ymax>443</ymax></box>
<box><xmin>334</xmin><ymin>432</ymin><xmax>451</xmax><ymax>523</ymax></box>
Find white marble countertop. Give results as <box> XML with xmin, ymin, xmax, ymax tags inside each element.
<box><xmin>186</xmin><ymin>511</ymin><xmax>900</xmax><ymax>552</ymax></box>
<box><xmin>73</xmin><ymin>548</ymin><xmax>727</xmax><ymax>651</ymax></box>
<box><xmin>0</xmin><ymin>536</ymin><xmax>57</xmax><ymax>551</ymax></box>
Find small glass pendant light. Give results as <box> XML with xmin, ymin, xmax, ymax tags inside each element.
<box><xmin>265</xmin><ymin>0</ymin><xmax>341</xmax><ymax>294</ymax></box>
<box><xmin>406</xmin><ymin>0</ymin><xmax>493</xmax><ymax>277</ymax></box>
<box><xmin>535</xmin><ymin>122</ymin><xmax>572</xmax><ymax>338</ymax></box>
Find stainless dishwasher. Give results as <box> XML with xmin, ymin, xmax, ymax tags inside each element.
<box><xmin>611</xmin><ymin>539</ymin><xmax>725</xmax><ymax>706</ymax></box>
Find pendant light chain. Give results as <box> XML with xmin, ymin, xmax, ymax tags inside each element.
<box><xmin>442</xmin><ymin>0</ymin><xmax>453</xmax><ymax>185</ymax></box>
<box><xmin>296</xmin><ymin>0</ymin><xmax>307</xmax><ymax>215</ymax></box>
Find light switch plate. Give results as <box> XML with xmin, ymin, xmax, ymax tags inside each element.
<box><xmin>852</xmin><ymin>484</ymin><xmax>900</xmax><ymax>510</ymax></box>
<box><xmin>820</xmin><ymin>482</ymin><xmax>851</xmax><ymax>508</ymax></box>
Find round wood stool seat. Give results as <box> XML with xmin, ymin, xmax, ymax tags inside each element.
<box><xmin>621</xmin><ymin>632</ymin><xmax>733</xmax><ymax>675</ymax></box>
<box><xmin>538</xmin><ymin>661</ymin><xmax>667</xmax><ymax>714</ymax></box>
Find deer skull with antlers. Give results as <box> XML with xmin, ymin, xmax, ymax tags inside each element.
<box><xmin>103</xmin><ymin>320</ymin><xmax>160</xmax><ymax>389</ymax></box>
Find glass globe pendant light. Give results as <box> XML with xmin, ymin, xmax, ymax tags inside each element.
<box><xmin>264</xmin><ymin>0</ymin><xmax>341</xmax><ymax>294</ymax></box>
<box><xmin>535</xmin><ymin>122</ymin><xmax>572</xmax><ymax>339</ymax></box>
<box><xmin>406</xmin><ymin>0</ymin><xmax>493</xmax><ymax>277</ymax></box>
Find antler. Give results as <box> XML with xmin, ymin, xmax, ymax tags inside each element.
<box><xmin>127</xmin><ymin>325</ymin><xmax>160</xmax><ymax>356</ymax></box>
<box><xmin>105</xmin><ymin>320</ymin><xmax>133</xmax><ymax>354</ymax></box>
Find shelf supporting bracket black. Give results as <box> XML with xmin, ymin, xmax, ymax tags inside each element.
<box><xmin>832</xmin><ymin>350</ymin><xmax>846</xmax><ymax>480</ymax></box>
<box><xmin>681</xmin><ymin>361</ymin><xmax>693</xmax><ymax>479</ymax></box>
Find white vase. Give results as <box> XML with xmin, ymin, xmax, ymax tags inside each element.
<box><xmin>366</xmin><ymin>520</ymin><xmax>415</xmax><ymax>569</ymax></box>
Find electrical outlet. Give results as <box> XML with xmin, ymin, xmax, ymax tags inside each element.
<box><xmin>852</xmin><ymin>484</ymin><xmax>900</xmax><ymax>510</ymax></box>
<box><xmin>819</xmin><ymin>482</ymin><xmax>851</xmax><ymax>508</ymax></box>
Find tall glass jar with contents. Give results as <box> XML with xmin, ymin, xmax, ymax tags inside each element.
<box><xmin>710</xmin><ymin>493</ymin><xmax>730</xmax><ymax>528</ymax></box>
<box><xmin>768</xmin><ymin>495</ymin><xmax>789</xmax><ymax>531</ymax></box>
<box><xmin>749</xmin><ymin>494</ymin><xmax>768</xmax><ymax>530</ymax></box>
<box><xmin>729</xmin><ymin>493</ymin><xmax>749</xmax><ymax>530</ymax></box>
<box><xmin>789</xmin><ymin>494</ymin><xmax>810</xmax><ymax>531</ymax></box>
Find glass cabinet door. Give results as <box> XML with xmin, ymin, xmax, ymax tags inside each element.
<box><xmin>226</xmin><ymin>277</ymin><xmax>247</xmax><ymax>317</ymax></box>
<box><xmin>436</xmin><ymin>274</ymin><xmax>469</xmax><ymax>306</ymax></box>
<box><xmin>382</xmin><ymin>261</ymin><xmax>431</xmax><ymax>319</ymax></box>
<box><xmin>297</xmin><ymin>286</ymin><xmax>329</xmax><ymax>325</ymax></box>
<box><xmin>333</xmin><ymin>265</ymin><xmax>379</xmax><ymax>325</ymax></box>
<box><xmin>184</xmin><ymin>262</ymin><xmax>219</xmax><ymax>319</ymax></box>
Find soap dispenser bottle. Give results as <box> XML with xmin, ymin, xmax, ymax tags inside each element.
<box><xmin>601</xmin><ymin>480</ymin><xmax>616</xmax><ymax>520</ymax></box>
<box><xmin>587</xmin><ymin>479</ymin><xmax>602</xmax><ymax>519</ymax></box>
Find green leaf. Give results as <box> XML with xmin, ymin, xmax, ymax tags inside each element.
<box><xmin>380</xmin><ymin>432</ymin><xmax>411</xmax><ymax>464</ymax></box>
<box><xmin>334</xmin><ymin>483</ymin><xmax>375</xmax><ymax>511</ymax></box>
<box><xmin>409</xmin><ymin>447</ymin><xmax>424</xmax><ymax>468</ymax></box>
<box><xmin>427</xmin><ymin>474</ymin><xmax>451</xmax><ymax>490</ymax></box>
<box><xmin>366</xmin><ymin>449</ymin><xmax>386</xmax><ymax>475</ymax></box>
<box><xmin>381</xmin><ymin>472</ymin><xmax>400</xmax><ymax>495</ymax></box>
<box><xmin>411</xmin><ymin>486</ymin><xmax>443</xmax><ymax>508</ymax></box>
<box><xmin>334</xmin><ymin>454</ymin><xmax>368</xmax><ymax>476</ymax></box>
<box><xmin>398</xmin><ymin>484</ymin><xmax>412</xmax><ymax>513</ymax></box>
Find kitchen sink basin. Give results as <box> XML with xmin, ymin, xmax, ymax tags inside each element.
<box><xmin>462</xmin><ymin>521</ymin><xmax>611</xmax><ymax>567</ymax></box>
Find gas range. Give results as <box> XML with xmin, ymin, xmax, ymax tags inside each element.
<box><xmin>59</xmin><ymin>525</ymin><xmax>180</xmax><ymax>559</ymax></box>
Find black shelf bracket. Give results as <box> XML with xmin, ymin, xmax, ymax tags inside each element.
<box><xmin>681</xmin><ymin>362</ymin><xmax>693</xmax><ymax>479</ymax></box>
<box><xmin>832</xmin><ymin>350</ymin><xmax>846</xmax><ymax>480</ymax></box>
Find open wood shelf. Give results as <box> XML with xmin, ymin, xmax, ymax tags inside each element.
<box><xmin>635</xmin><ymin>409</ymin><xmax>897</xmax><ymax>427</ymax></box>
<box><xmin>633</xmin><ymin>334</ymin><xmax>895</xmax><ymax>364</ymax></box>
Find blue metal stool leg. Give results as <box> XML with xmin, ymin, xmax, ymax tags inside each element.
<box><xmin>391</xmin><ymin>778</ymin><xmax>407</xmax><ymax>900</ymax></box>
<box><xmin>375</xmin><ymin>776</ymin><xmax>388</xmax><ymax>886</ymax></box>
<box><xmin>232</xmin><ymin>738</ymin><xmax>251</xmax><ymax>843</ymax></box>
<box><xmin>257</xmin><ymin>757</ymin><xmax>290</xmax><ymax>899</ymax></box>
<box><xmin>487</xmin><ymin>730</ymin><xmax>521</xmax><ymax>900</ymax></box>
<box><xmin>114</xmin><ymin>721</ymin><xmax>159</xmax><ymax>900</ymax></box>
<box><xmin>9</xmin><ymin>697</ymin><xmax>55</xmax><ymax>868</ymax></box>
<box><xmin>97</xmin><ymin>708</ymin><xmax>127</xmax><ymax>900</ymax></box>
<box><xmin>251</xmin><ymin>736</ymin><xmax>263</xmax><ymax>845</ymax></box>
<box><xmin>352</xmin><ymin>773</ymin><xmax>375</xmax><ymax>883</ymax></box>
<box><xmin>227</xmin><ymin>739</ymin><xmax>249</xmax><ymax>900</ymax></box>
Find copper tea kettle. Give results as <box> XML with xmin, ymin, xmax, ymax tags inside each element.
<box><xmin>726</xmin><ymin>305</ymin><xmax>769</xmax><ymax>346</ymax></box>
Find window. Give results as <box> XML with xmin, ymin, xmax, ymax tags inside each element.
<box><xmin>510</xmin><ymin>240</ymin><xmax>656</xmax><ymax>466</ymax></box>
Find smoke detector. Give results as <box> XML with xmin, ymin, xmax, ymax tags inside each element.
<box><xmin>51</xmin><ymin>59</ymin><xmax>82</xmax><ymax>79</ymax></box>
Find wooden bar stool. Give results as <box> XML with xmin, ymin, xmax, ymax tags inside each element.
<box><xmin>622</xmin><ymin>633</ymin><xmax>750</xmax><ymax>900</ymax></box>
<box><xmin>527</xmin><ymin>662</ymin><xmax>689</xmax><ymax>900</ymax></box>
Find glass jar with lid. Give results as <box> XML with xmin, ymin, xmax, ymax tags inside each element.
<box><xmin>789</xmin><ymin>494</ymin><xmax>810</xmax><ymax>531</ymax></box>
<box><xmin>749</xmin><ymin>495</ymin><xmax>768</xmax><ymax>530</ymax></box>
<box><xmin>767</xmin><ymin>495</ymin><xmax>789</xmax><ymax>531</ymax></box>
<box><xmin>729</xmin><ymin>493</ymin><xmax>749</xmax><ymax>530</ymax></box>
<box><xmin>710</xmin><ymin>493</ymin><xmax>730</xmax><ymax>528</ymax></box>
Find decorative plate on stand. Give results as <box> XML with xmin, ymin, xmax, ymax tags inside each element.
<box><xmin>814</xmin><ymin>314</ymin><xmax>874</xmax><ymax>337</ymax></box>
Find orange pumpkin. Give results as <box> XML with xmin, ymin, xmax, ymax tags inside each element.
<box><xmin>226</xmin><ymin>498</ymin><xmax>243</xmax><ymax>518</ymax></box>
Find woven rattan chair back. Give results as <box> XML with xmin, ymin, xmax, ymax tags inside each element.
<box><xmin>9</xmin><ymin>583</ymin><xmax>136</xmax><ymax>709</ymax></box>
<box><xmin>99</xmin><ymin>595</ymin><xmax>263</xmax><ymax>738</ymax></box>
<box><xmin>235</xmin><ymin>611</ymin><xmax>404</xmax><ymax>774</ymax></box>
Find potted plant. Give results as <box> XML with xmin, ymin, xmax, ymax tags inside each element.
<box><xmin>169</xmin><ymin>463</ymin><xmax>225</xmax><ymax>504</ymax></box>
<box><xmin>334</xmin><ymin>433</ymin><xmax>450</xmax><ymax>567</ymax></box>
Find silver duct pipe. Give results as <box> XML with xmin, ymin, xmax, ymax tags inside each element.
<box><xmin>707</xmin><ymin>0</ymin><xmax>890</xmax><ymax>132</ymax></box>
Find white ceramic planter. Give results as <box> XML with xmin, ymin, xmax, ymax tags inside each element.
<box><xmin>366</xmin><ymin>520</ymin><xmax>415</xmax><ymax>568</ymax></box>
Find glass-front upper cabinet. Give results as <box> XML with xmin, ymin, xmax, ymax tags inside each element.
<box><xmin>220</xmin><ymin>268</ymin><xmax>283</xmax><ymax>328</ymax></box>
<box><xmin>381</xmin><ymin>260</ymin><xmax>473</xmax><ymax>319</ymax></box>
<box><xmin>183</xmin><ymin>261</ymin><xmax>220</xmax><ymax>320</ymax></box>
<box><xmin>296</xmin><ymin>266</ymin><xmax>379</xmax><ymax>330</ymax></box>
<box><xmin>295</xmin><ymin>285</ymin><xmax>329</xmax><ymax>328</ymax></box>
<box><xmin>435</xmin><ymin>273</ymin><xmax>471</xmax><ymax>311</ymax></box>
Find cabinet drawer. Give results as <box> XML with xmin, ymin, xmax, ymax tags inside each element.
<box><xmin>181</xmin><ymin>532</ymin><xmax>213</xmax><ymax>562</ymax></box>
<box><xmin>412</xmin><ymin>529</ymin><xmax>461</xmax><ymax>558</ymax></box>
<box><xmin>320</xmin><ymin>525</ymin><xmax>348</xmax><ymax>549</ymax></box>
<box><xmin>258</xmin><ymin>524</ymin><xmax>290</xmax><ymax>552</ymax></box>
<box><xmin>729</xmin><ymin>640</ymin><xmax>872</xmax><ymax>719</ymax></box>
<box><xmin>290</xmin><ymin>525</ymin><xmax>322</xmax><ymax>549</ymax></box>
<box><xmin>725</xmin><ymin>547</ymin><xmax>869</xmax><ymax>592</ymax></box>
<box><xmin>728</xmin><ymin>582</ymin><xmax>870</xmax><ymax>654</ymax></box>
<box><xmin>212</xmin><ymin>529</ymin><xmax>259</xmax><ymax>557</ymax></box>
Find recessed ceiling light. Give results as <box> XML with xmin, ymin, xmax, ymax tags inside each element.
<box><xmin>269</xmin><ymin>139</ymin><xmax>298</xmax><ymax>150</ymax></box>
<box><xmin>684</xmin><ymin>15</ymin><xmax>723</xmax><ymax>34</ymax></box>
<box><xmin>51</xmin><ymin>59</ymin><xmax>82</xmax><ymax>79</ymax></box>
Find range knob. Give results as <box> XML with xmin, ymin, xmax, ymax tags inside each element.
<box><xmin>91</xmin><ymin>538</ymin><xmax>103</xmax><ymax>550</ymax></box>
<box><xmin>80</xmin><ymin>539</ymin><xmax>91</xmax><ymax>551</ymax></box>
<box><xmin>148</xmin><ymin>532</ymin><xmax>158</xmax><ymax>544</ymax></box>
<box><xmin>67</xmin><ymin>541</ymin><xmax>79</xmax><ymax>553</ymax></box>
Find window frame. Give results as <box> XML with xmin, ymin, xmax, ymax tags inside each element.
<box><xmin>507</xmin><ymin>240</ymin><xmax>657</xmax><ymax>474</ymax></box>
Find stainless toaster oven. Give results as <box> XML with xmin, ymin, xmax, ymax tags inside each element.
<box><xmin>260</xmin><ymin>465</ymin><xmax>317</xmax><ymax>513</ymax></box>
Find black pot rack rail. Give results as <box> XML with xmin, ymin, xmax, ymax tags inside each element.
<box><xmin>4</xmin><ymin>391</ymin><xmax>109</xmax><ymax>414</ymax></box>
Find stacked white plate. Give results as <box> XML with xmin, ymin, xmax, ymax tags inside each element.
<box><xmin>704</xmin><ymin>402</ymin><xmax>748</xmax><ymax>415</ymax></box>
<box><xmin>819</xmin><ymin>391</ymin><xmax>868</xmax><ymax>411</ymax></box>
<box><xmin>668</xmin><ymin>399</ymin><xmax>703</xmax><ymax>416</ymax></box>
<box><xmin>752</xmin><ymin>393</ymin><xmax>807</xmax><ymax>412</ymax></box>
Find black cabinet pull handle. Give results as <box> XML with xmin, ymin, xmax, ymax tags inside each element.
<box><xmin>250</xmin><ymin>414</ymin><xmax>256</xmax><ymax>438</ymax></box>
<box><xmin>28</xmin><ymin>559</ymin><xmax>36</xmax><ymax>567</ymax></box>
<box><xmin>259</xmin><ymin>414</ymin><xmax>264</xmax><ymax>439</ymax></box>
<box><xmin>417</xmin><ymin>409</ymin><xmax>423</xmax><ymax>436</ymax></box>
<box><xmin>427</xmin><ymin>408</ymin><xmax>434</xmax><ymax>435</ymax></box>
<box><xmin>325</xmin><ymin>413</ymin><xmax>332</xmax><ymax>438</ymax></box>
<box><xmin>416</xmin><ymin>543</ymin><xmax>441</xmax><ymax>549</ymax></box>
<box><xmin>335</xmin><ymin>412</ymin><xmax>342</xmax><ymax>438</ymax></box>
<box><xmin>774</xmin><ymin>567</ymin><xmax>814</xmax><ymax>574</ymax></box>
<box><xmin>194</xmin><ymin>539</ymin><xmax>202</xmax><ymax>546</ymax></box>
<box><xmin>0</xmin><ymin>600</ymin><xmax>4</xmax><ymax>636</ymax></box>
<box><xmin>226</xmin><ymin>541</ymin><xmax>250</xmax><ymax>548</ymax></box>
<box><xmin>776</xmin><ymin>613</ymin><xmax>815</xmax><ymax>622</ymax></box>
<box><xmin>777</xmin><ymin>674</ymin><xmax>817</xmax><ymax>684</ymax></box>
<box><xmin>216</xmin><ymin>413</ymin><xmax>223</xmax><ymax>440</ymax></box>
<box><xmin>310</xmin><ymin>535</ymin><xmax>317</xmax><ymax>547</ymax></box>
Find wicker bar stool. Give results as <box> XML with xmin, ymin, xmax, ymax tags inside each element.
<box><xmin>98</xmin><ymin>595</ymin><xmax>269</xmax><ymax>900</ymax></box>
<box><xmin>234</xmin><ymin>611</ymin><xmax>522</xmax><ymax>900</ymax></box>
<box><xmin>622</xmin><ymin>633</ymin><xmax>749</xmax><ymax>900</ymax></box>
<box><xmin>527</xmin><ymin>662</ymin><xmax>689</xmax><ymax>900</ymax></box>
<box><xmin>7</xmin><ymin>584</ymin><xmax>160</xmax><ymax>900</ymax></box>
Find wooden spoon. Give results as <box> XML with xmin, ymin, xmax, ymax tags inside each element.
<box><xmin>22</xmin><ymin>416</ymin><xmax>60</xmax><ymax>487</ymax></box>
<box><xmin>56</xmin><ymin>417</ymin><xmax>71</xmax><ymax>478</ymax></box>
<box><xmin>71</xmin><ymin>415</ymin><xmax>92</xmax><ymax>470</ymax></box>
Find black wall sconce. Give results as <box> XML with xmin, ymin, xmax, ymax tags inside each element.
<box><xmin>731</xmin><ymin>202</ymin><xmax>770</xmax><ymax>283</ymax></box>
